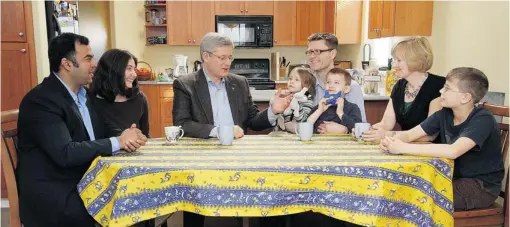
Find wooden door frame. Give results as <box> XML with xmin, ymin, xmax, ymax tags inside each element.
<box><xmin>23</xmin><ymin>1</ymin><xmax>38</xmax><ymax>88</ymax></box>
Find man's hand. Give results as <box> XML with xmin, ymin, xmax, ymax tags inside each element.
<box><xmin>233</xmin><ymin>125</ymin><xmax>244</xmax><ymax>139</ymax></box>
<box><xmin>271</xmin><ymin>89</ymin><xmax>293</xmax><ymax>114</ymax></box>
<box><xmin>117</xmin><ymin>124</ymin><xmax>146</xmax><ymax>152</ymax></box>
<box><xmin>380</xmin><ymin>136</ymin><xmax>406</xmax><ymax>154</ymax></box>
<box><xmin>317</xmin><ymin>121</ymin><xmax>347</xmax><ymax>134</ymax></box>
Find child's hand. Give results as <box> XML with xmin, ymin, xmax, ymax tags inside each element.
<box><xmin>318</xmin><ymin>98</ymin><xmax>331</xmax><ymax>113</ymax></box>
<box><xmin>380</xmin><ymin>136</ymin><xmax>405</xmax><ymax>154</ymax></box>
<box><xmin>336</xmin><ymin>97</ymin><xmax>345</xmax><ymax>117</ymax></box>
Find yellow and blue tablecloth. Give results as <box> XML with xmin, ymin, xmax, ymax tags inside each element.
<box><xmin>78</xmin><ymin>134</ymin><xmax>454</xmax><ymax>227</ymax></box>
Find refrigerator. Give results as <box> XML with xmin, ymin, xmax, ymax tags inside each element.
<box><xmin>45</xmin><ymin>0</ymin><xmax>80</xmax><ymax>42</ymax></box>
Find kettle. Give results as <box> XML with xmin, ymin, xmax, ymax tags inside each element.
<box><xmin>193</xmin><ymin>60</ymin><xmax>202</xmax><ymax>72</ymax></box>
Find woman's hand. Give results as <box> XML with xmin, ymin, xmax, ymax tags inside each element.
<box><xmin>362</xmin><ymin>125</ymin><xmax>387</xmax><ymax>141</ymax></box>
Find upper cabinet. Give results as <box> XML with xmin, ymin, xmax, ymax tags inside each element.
<box><xmin>215</xmin><ymin>1</ymin><xmax>273</xmax><ymax>15</ymax></box>
<box><xmin>368</xmin><ymin>0</ymin><xmax>433</xmax><ymax>39</ymax></box>
<box><xmin>1</xmin><ymin>1</ymin><xmax>27</xmax><ymax>42</ymax></box>
<box><xmin>334</xmin><ymin>0</ymin><xmax>363</xmax><ymax>44</ymax></box>
<box><xmin>167</xmin><ymin>0</ymin><xmax>214</xmax><ymax>45</ymax></box>
<box><xmin>273</xmin><ymin>1</ymin><xmax>296</xmax><ymax>46</ymax></box>
<box><xmin>296</xmin><ymin>1</ymin><xmax>325</xmax><ymax>45</ymax></box>
<box><xmin>295</xmin><ymin>0</ymin><xmax>362</xmax><ymax>46</ymax></box>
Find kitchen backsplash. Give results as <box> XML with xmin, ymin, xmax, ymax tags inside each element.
<box><xmin>141</xmin><ymin>45</ymin><xmax>359</xmax><ymax>75</ymax></box>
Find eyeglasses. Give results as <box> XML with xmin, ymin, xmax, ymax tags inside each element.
<box><xmin>305</xmin><ymin>49</ymin><xmax>334</xmax><ymax>56</ymax></box>
<box><xmin>208</xmin><ymin>52</ymin><xmax>234</xmax><ymax>62</ymax></box>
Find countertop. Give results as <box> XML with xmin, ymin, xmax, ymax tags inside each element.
<box><xmin>139</xmin><ymin>80</ymin><xmax>289</xmax><ymax>85</ymax></box>
<box><xmin>138</xmin><ymin>81</ymin><xmax>390</xmax><ymax>101</ymax></box>
<box><xmin>251</xmin><ymin>90</ymin><xmax>390</xmax><ymax>102</ymax></box>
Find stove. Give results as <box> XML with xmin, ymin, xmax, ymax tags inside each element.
<box><xmin>229</xmin><ymin>58</ymin><xmax>275</xmax><ymax>90</ymax></box>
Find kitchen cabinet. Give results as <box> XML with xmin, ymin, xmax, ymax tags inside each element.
<box><xmin>273</xmin><ymin>1</ymin><xmax>296</xmax><ymax>46</ymax></box>
<box><xmin>1</xmin><ymin>43</ymin><xmax>33</xmax><ymax>111</ymax></box>
<box><xmin>167</xmin><ymin>0</ymin><xmax>214</xmax><ymax>45</ymax></box>
<box><xmin>296</xmin><ymin>1</ymin><xmax>325</xmax><ymax>45</ymax></box>
<box><xmin>368</xmin><ymin>0</ymin><xmax>433</xmax><ymax>39</ymax></box>
<box><xmin>215</xmin><ymin>1</ymin><xmax>274</xmax><ymax>15</ymax></box>
<box><xmin>1</xmin><ymin>1</ymin><xmax>27</xmax><ymax>42</ymax></box>
<box><xmin>139</xmin><ymin>84</ymin><xmax>176</xmax><ymax>138</ymax></box>
<box><xmin>334</xmin><ymin>0</ymin><xmax>363</xmax><ymax>44</ymax></box>
<box><xmin>1</xmin><ymin>1</ymin><xmax>37</xmax><ymax>199</ymax></box>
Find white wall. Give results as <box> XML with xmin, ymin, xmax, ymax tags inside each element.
<box><xmin>31</xmin><ymin>1</ymin><xmax>50</xmax><ymax>82</ymax></box>
<box><xmin>428</xmin><ymin>1</ymin><xmax>509</xmax><ymax>106</ymax></box>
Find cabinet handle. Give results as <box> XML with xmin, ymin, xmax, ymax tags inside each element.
<box><xmin>18</xmin><ymin>32</ymin><xmax>24</xmax><ymax>37</ymax></box>
<box><xmin>20</xmin><ymin>49</ymin><xmax>26</xmax><ymax>53</ymax></box>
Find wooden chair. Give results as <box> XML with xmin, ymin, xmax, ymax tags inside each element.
<box><xmin>454</xmin><ymin>103</ymin><xmax>509</xmax><ymax>227</ymax></box>
<box><xmin>1</xmin><ymin>109</ymin><xmax>21</xmax><ymax>227</ymax></box>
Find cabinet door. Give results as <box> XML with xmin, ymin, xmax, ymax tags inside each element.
<box><xmin>160</xmin><ymin>85</ymin><xmax>174</xmax><ymax>129</ymax></box>
<box><xmin>139</xmin><ymin>85</ymin><xmax>161</xmax><ymax>138</ymax></box>
<box><xmin>244</xmin><ymin>1</ymin><xmax>274</xmax><ymax>15</ymax></box>
<box><xmin>215</xmin><ymin>1</ymin><xmax>244</xmax><ymax>15</ymax></box>
<box><xmin>367</xmin><ymin>0</ymin><xmax>382</xmax><ymax>39</ymax></box>
<box><xmin>1</xmin><ymin>1</ymin><xmax>26</xmax><ymax>42</ymax></box>
<box><xmin>273</xmin><ymin>1</ymin><xmax>296</xmax><ymax>45</ymax></box>
<box><xmin>160</xmin><ymin>98</ymin><xmax>174</xmax><ymax>127</ymax></box>
<box><xmin>335</xmin><ymin>0</ymin><xmax>363</xmax><ymax>44</ymax></box>
<box><xmin>167</xmin><ymin>1</ymin><xmax>192</xmax><ymax>45</ymax></box>
<box><xmin>394</xmin><ymin>1</ymin><xmax>433</xmax><ymax>37</ymax></box>
<box><xmin>191</xmin><ymin>0</ymin><xmax>214</xmax><ymax>45</ymax></box>
<box><xmin>1</xmin><ymin>43</ymin><xmax>33</xmax><ymax>111</ymax></box>
<box><xmin>379</xmin><ymin>0</ymin><xmax>396</xmax><ymax>38</ymax></box>
<box><xmin>296</xmin><ymin>1</ymin><xmax>325</xmax><ymax>45</ymax></box>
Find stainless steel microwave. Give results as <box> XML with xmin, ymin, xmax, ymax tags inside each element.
<box><xmin>215</xmin><ymin>15</ymin><xmax>273</xmax><ymax>48</ymax></box>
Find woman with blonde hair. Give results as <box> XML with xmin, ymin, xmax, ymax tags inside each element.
<box><xmin>362</xmin><ymin>37</ymin><xmax>445</xmax><ymax>141</ymax></box>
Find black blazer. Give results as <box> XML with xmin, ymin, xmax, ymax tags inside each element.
<box><xmin>172</xmin><ymin>69</ymin><xmax>273</xmax><ymax>138</ymax></box>
<box><xmin>16</xmin><ymin>74</ymin><xmax>121</xmax><ymax>226</ymax></box>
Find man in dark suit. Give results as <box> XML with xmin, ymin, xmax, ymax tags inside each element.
<box><xmin>173</xmin><ymin>32</ymin><xmax>291</xmax><ymax>139</ymax></box>
<box><xmin>16</xmin><ymin>33</ymin><xmax>146</xmax><ymax>227</ymax></box>
<box><xmin>172</xmin><ymin>32</ymin><xmax>292</xmax><ymax>226</ymax></box>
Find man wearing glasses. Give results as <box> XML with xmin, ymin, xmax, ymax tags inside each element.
<box><xmin>305</xmin><ymin>33</ymin><xmax>367</xmax><ymax>133</ymax></box>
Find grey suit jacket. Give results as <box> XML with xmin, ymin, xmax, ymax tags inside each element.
<box><xmin>172</xmin><ymin>69</ymin><xmax>273</xmax><ymax>138</ymax></box>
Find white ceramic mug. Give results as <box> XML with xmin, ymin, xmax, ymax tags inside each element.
<box><xmin>354</xmin><ymin>123</ymin><xmax>371</xmax><ymax>139</ymax></box>
<box><xmin>295</xmin><ymin>122</ymin><xmax>313</xmax><ymax>141</ymax></box>
<box><xmin>218</xmin><ymin>125</ymin><xmax>234</xmax><ymax>145</ymax></box>
<box><xmin>165</xmin><ymin>126</ymin><xmax>184</xmax><ymax>143</ymax></box>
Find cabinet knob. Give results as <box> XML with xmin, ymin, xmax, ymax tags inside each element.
<box><xmin>274</xmin><ymin>40</ymin><xmax>278</xmax><ymax>44</ymax></box>
<box><xmin>20</xmin><ymin>49</ymin><xmax>26</xmax><ymax>53</ymax></box>
<box><xmin>18</xmin><ymin>32</ymin><xmax>24</xmax><ymax>37</ymax></box>
<box><xmin>188</xmin><ymin>39</ymin><xmax>191</xmax><ymax>43</ymax></box>
<box><xmin>193</xmin><ymin>40</ymin><xmax>196</xmax><ymax>43</ymax></box>
<box><xmin>245</xmin><ymin>10</ymin><xmax>248</xmax><ymax>13</ymax></box>
<box><xmin>240</xmin><ymin>9</ymin><xmax>243</xmax><ymax>13</ymax></box>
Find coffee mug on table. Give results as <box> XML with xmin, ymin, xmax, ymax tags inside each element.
<box><xmin>295</xmin><ymin>122</ymin><xmax>314</xmax><ymax>141</ymax></box>
<box><xmin>218</xmin><ymin>125</ymin><xmax>234</xmax><ymax>145</ymax></box>
<box><xmin>165</xmin><ymin>126</ymin><xmax>184</xmax><ymax>143</ymax></box>
<box><xmin>354</xmin><ymin>123</ymin><xmax>371</xmax><ymax>140</ymax></box>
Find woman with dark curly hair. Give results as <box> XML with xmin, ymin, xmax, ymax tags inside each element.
<box><xmin>90</xmin><ymin>49</ymin><xmax>150</xmax><ymax>137</ymax></box>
